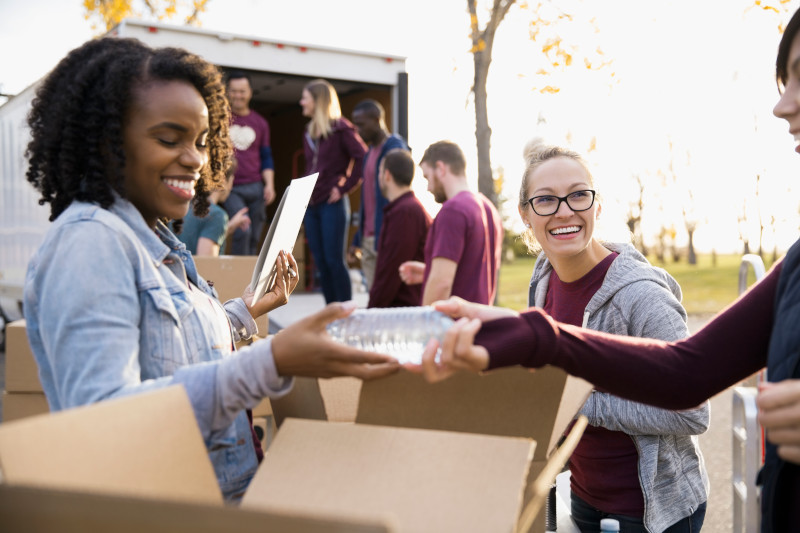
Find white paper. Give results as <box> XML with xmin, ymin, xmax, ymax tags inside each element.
<box><xmin>249</xmin><ymin>173</ymin><xmax>318</xmax><ymax>306</ymax></box>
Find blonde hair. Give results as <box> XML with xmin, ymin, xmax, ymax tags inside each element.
<box><xmin>304</xmin><ymin>79</ymin><xmax>341</xmax><ymax>139</ymax></box>
<box><xmin>518</xmin><ymin>143</ymin><xmax>598</xmax><ymax>254</ymax></box>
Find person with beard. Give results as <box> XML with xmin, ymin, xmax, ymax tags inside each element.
<box><xmin>399</xmin><ymin>140</ymin><xmax>502</xmax><ymax>305</ymax></box>
<box><xmin>367</xmin><ymin>148</ymin><xmax>431</xmax><ymax>308</ymax></box>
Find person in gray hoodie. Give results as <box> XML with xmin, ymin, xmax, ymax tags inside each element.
<box><xmin>517</xmin><ymin>144</ymin><xmax>709</xmax><ymax>533</ymax></box>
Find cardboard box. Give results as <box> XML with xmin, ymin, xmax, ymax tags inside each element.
<box><xmin>252</xmin><ymin>397</ymin><xmax>272</xmax><ymax>417</ymax></box>
<box><xmin>269</xmin><ymin>376</ymin><xmax>362</xmax><ymax>426</ymax></box>
<box><xmin>0</xmin><ymin>365</ymin><xmax>589</xmax><ymax>531</ymax></box>
<box><xmin>252</xmin><ymin>415</ymin><xmax>277</xmax><ymax>451</ymax></box>
<box><xmin>264</xmin><ymin>367</ymin><xmax>591</xmax><ymax>532</ymax></box>
<box><xmin>2</xmin><ymin>391</ymin><xmax>49</xmax><ymax>422</ymax></box>
<box><xmin>0</xmin><ymin>386</ymin><xmax>222</xmax><ymax>505</ymax></box>
<box><xmin>243</xmin><ymin>418</ymin><xmax>538</xmax><ymax>533</ymax></box>
<box><xmin>356</xmin><ymin>367</ymin><xmax>592</xmax><ymax>533</ymax></box>
<box><xmin>0</xmin><ymin>483</ymin><xmax>395</xmax><ymax>533</ymax></box>
<box><xmin>4</xmin><ymin>319</ymin><xmax>42</xmax><ymax>393</ymax></box>
<box><xmin>193</xmin><ymin>255</ymin><xmax>268</xmax><ymax>334</ymax></box>
<box><xmin>0</xmin><ymin>386</ymin><xmax>395</xmax><ymax>532</ymax></box>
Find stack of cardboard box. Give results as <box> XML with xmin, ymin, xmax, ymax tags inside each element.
<box><xmin>2</xmin><ymin>320</ymin><xmax>49</xmax><ymax>422</ymax></box>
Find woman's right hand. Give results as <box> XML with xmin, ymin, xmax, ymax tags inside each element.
<box><xmin>271</xmin><ymin>301</ymin><xmax>401</xmax><ymax>380</ymax></box>
<box><xmin>398</xmin><ymin>261</ymin><xmax>425</xmax><ymax>285</ymax></box>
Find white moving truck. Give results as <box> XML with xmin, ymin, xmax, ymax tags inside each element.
<box><xmin>0</xmin><ymin>19</ymin><xmax>408</xmax><ymax>335</ymax></box>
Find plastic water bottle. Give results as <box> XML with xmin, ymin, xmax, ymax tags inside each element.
<box><xmin>326</xmin><ymin>306</ymin><xmax>455</xmax><ymax>365</ymax></box>
<box><xmin>600</xmin><ymin>518</ymin><xmax>620</xmax><ymax>533</ymax></box>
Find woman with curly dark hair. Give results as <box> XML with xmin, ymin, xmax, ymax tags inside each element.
<box><xmin>23</xmin><ymin>37</ymin><xmax>399</xmax><ymax>501</ymax></box>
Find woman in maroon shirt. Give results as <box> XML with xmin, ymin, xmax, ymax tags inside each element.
<box><xmin>300</xmin><ymin>79</ymin><xmax>366</xmax><ymax>304</ymax></box>
<box><xmin>410</xmin><ymin>9</ymin><xmax>800</xmax><ymax>532</ymax></box>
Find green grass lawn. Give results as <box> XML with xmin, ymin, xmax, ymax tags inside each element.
<box><xmin>497</xmin><ymin>252</ymin><xmax>776</xmax><ymax>315</ymax></box>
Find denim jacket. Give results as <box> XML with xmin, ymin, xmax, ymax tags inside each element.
<box><xmin>23</xmin><ymin>198</ymin><xmax>294</xmax><ymax>500</ymax></box>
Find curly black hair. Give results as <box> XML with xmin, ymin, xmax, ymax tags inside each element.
<box><xmin>26</xmin><ymin>37</ymin><xmax>232</xmax><ymax>222</ymax></box>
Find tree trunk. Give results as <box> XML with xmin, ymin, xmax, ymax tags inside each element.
<box><xmin>467</xmin><ymin>0</ymin><xmax>515</xmax><ymax>208</ymax></box>
<box><xmin>473</xmin><ymin>57</ymin><xmax>496</xmax><ymax>206</ymax></box>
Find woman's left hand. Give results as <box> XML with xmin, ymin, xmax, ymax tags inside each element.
<box><xmin>243</xmin><ymin>250</ymin><xmax>300</xmax><ymax>318</ymax></box>
<box><xmin>758</xmin><ymin>379</ymin><xmax>800</xmax><ymax>465</ymax></box>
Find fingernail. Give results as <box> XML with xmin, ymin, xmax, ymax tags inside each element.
<box><xmin>340</xmin><ymin>300</ymin><xmax>357</xmax><ymax>311</ymax></box>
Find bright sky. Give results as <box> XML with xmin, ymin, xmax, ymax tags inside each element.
<box><xmin>2</xmin><ymin>0</ymin><xmax>799</xmax><ymax>253</ymax></box>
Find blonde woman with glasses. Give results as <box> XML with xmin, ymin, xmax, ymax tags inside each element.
<box><xmin>514</xmin><ymin>145</ymin><xmax>709</xmax><ymax>533</ymax></box>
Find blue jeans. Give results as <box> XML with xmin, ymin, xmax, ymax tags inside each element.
<box><xmin>304</xmin><ymin>197</ymin><xmax>352</xmax><ymax>303</ymax></box>
<box><xmin>223</xmin><ymin>181</ymin><xmax>265</xmax><ymax>255</ymax></box>
<box><xmin>571</xmin><ymin>492</ymin><xmax>706</xmax><ymax>533</ymax></box>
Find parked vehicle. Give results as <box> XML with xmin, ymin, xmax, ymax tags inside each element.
<box><xmin>0</xmin><ymin>18</ymin><xmax>409</xmax><ymax>329</ymax></box>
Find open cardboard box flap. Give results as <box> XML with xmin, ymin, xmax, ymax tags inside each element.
<box><xmin>0</xmin><ymin>387</ymin><xmax>395</xmax><ymax>532</ymax></box>
<box><xmin>0</xmin><ymin>386</ymin><xmax>223</xmax><ymax>505</ymax></box>
<box><xmin>357</xmin><ymin>365</ymin><xmax>592</xmax><ymax>461</ymax></box>
<box><xmin>270</xmin><ymin>367</ymin><xmax>592</xmax><ymax>461</ymax></box>
<box><xmin>243</xmin><ymin>417</ymin><xmax>539</xmax><ymax>533</ymax></box>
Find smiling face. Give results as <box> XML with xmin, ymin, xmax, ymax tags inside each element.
<box><xmin>519</xmin><ymin>156</ymin><xmax>600</xmax><ymax>263</ymax></box>
<box><xmin>774</xmin><ymin>30</ymin><xmax>800</xmax><ymax>153</ymax></box>
<box><xmin>122</xmin><ymin>80</ymin><xmax>209</xmax><ymax>227</ymax></box>
<box><xmin>226</xmin><ymin>77</ymin><xmax>252</xmax><ymax>115</ymax></box>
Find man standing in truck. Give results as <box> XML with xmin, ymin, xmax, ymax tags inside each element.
<box><xmin>223</xmin><ymin>71</ymin><xmax>276</xmax><ymax>255</ymax></box>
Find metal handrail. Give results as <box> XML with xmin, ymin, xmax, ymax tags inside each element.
<box><xmin>732</xmin><ymin>254</ymin><xmax>766</xmax><ymax>533</ymax></box>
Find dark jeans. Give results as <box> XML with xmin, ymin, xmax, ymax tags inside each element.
<box><xmin>223</xmin><ymin>181</ymin><xmax>265</xmax><ymax>255</ymax></box>
<box><xmin>571</xmin><ymin>492</ymin><xmax>706</xmax><ymax>533</ymax></box>
<box><xmin>304</xmin><ymin>197</ymin><xmax>352</xmax><ymax>303</ymax></box>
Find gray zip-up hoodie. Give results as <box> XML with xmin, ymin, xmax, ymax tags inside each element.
<box><xmin>529</xmin><ymin>242</ymin><xmax>710</xmax><ymax>533</ymax></box>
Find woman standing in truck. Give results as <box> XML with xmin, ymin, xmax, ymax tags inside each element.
<box><xmin>300</xmin><ymin>79</ymin><xmax>367</xmax><ymax>304</ymax></box>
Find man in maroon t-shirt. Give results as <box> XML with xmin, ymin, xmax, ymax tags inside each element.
<box><xmin>399</xmin><ymin>141</ymin><xmax>503</xmax><ymax>305</ymax></box>
<box><xmin>223</xmin><ymin>71</ymin><xmax>275</xmax><ymax>255</ymax></box>
<box><xmin>368</xmin><ymin>149</ymin><xmax>431</xmax><ymax>308</ymax></box>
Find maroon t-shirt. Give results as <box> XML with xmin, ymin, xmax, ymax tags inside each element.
<box><xmin>361</xmin><ymin>142</ymin><xmax>384</xmax><ymax>239</ymax></box>
<box><xmin>422</xmin><ymin>191</ymin><xmax>502</xmax><ymax>305</ymax></box>
<box><xmin>230</xmin><ymin>110</ymin><xmax>270</xmax><ymax>186</ymax></box>
<box><xmin>544</xmin><ymin>253</ymin><xmax>644</xmax><ymax>516</ymax></box>
<box><xmin>368</xmin><ymin>191</ymin><xmax>431</xmax><ymax>308</ymax></box>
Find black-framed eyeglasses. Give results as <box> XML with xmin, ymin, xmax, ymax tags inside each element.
<box><xmin>526</xmin><ymin>189</ymin><xmax>596</xmax><ymax>216</ymax></box>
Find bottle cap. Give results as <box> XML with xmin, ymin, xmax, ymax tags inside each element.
<box><xmin>600</xmin><ymin>518</ymin><xmax>620</xmax><ymax>532</ymax></box>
